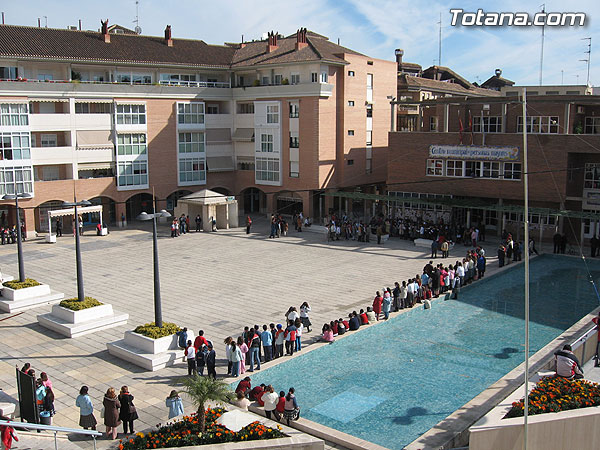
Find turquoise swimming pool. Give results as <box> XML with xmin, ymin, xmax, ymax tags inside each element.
<box><xmin>246</xmin><ymin>255</ymin><xmax>600</xmax><ymax>449</ymax></box>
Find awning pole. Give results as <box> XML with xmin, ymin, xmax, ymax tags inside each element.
<box><xmin>522</xmin><ymin>87</ymin><xmax>530</xmax><ymax>450</ymax></box>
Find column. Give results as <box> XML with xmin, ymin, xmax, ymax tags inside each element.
<box><xmin>24</xmin><ymin>206</ymin><xmax>36</xmax><ymax>239</ymax></box>
<box><xmin>558</xmin><ymin>202</ymin><xmax>565</xmax><ymax>233</ymax></box>
<box><xmin>466</xmin><ymin>210</ymin><xmax>471</xmax><ymax>229</ymax></box>
<box><xmin>265</xmin><ymin>193</ymin><xmax>276</xmax><ymax>215</ymax></box>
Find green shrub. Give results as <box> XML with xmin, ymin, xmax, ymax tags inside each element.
<box><xmin>134</xmin><ymin>322</ymin><xmax>181</xmax><ymax>339</ymax></box>
<box><xmin>282</xmin><ymin>78</ymin><xmax>289</xmax><ymax>85</ymax></box>
<box><xmin>59</xmin><ymin>297</ymin><xmax>103</xmax><ymax>311</ymax></box>
<box><xmin>252</xmin><ymin>79</ymin><xmax>260</xmax><ymax>86</ymax></box>
<box><xmin>2</xmin><ymin>278</ymin><xmax>41</xmax><ymax>290</ymax></box>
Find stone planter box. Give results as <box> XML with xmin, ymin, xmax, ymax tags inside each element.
<box><xmin>37</xmin><ymin>303</ymin><xmax>128</xmax><ymax>338</ymax></box>
<box><xmin>124</xmin><ymin>331</ymin><xmax>179</xmax><ymax>354</ymax></box>
<box><xmin>151</xmin><ymin>436</ymin><xmax>323</xmax><ymax>450</ymax></box>
<box><xmin>1</xmin><ymin>283</ymin><xmax>51</xmax><ymax>301</ymax></box>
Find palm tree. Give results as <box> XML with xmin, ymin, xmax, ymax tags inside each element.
<box><xmin>181</xmin><ymin>375</ymin><xmax>233</xmax><ymax>432</ymax></box>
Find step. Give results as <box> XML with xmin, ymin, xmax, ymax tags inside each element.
<box><xmin>106</xmin><ymin>340</ymin><xmax>184</xmax><ymax>371</ymax></box>
<box><xmin>0</xmin><ymin>290</ymin><xmax>64</xmax><ymax>313</ymax></box>
<box><xmin>37</xmin><ymin>309</ymin><xmax>129</xmax><ymax>338</ymax></box>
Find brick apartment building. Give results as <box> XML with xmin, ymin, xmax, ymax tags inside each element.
<box><xmin>0</xmin><ymin>23</ymin><xmax>396</xmax><ymax>235</ymax></box>
<box><xmin>387</xmin><ymin>94</ymin><xmax>600</xmax><ymax>244</ymax></box>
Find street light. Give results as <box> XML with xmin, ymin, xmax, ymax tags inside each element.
<box><xmin>2</xmin><ymin>192</ymin><xmax>33</xmax><ymax>282</ymax></box>
<box><xmin>137</xmin><ymin>208</ymin><xmax>171</xmax><ymax>328</ymax></box>
<box><xmin>62</xmin><ymin>198</ymin><xmax>92</xmax><ymax>302</ymax></box>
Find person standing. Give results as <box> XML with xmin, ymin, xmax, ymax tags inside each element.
<box><xmin>260</xmin><ymin>325</ymin><xmax>273</xmax><ymax>362</ymax></box>
<box><xmin>185</xmin><ymin>340</ymin><xmax>197</xmax><ymax>376</ymax></box>
<box><xmin>102</xmin><ymin>388</ymin><xmax>121</xmax><ymax>440</ymax></box>
<box><xmin>165</xmin><ymin>390</ymin><xmax>184</xmax><ymax>419</ymax></box>
<box><xmin>553</xmin><ymin>232</ymin><xmax>562</xmax><ymax>254</ymax></box>
<box><xmin>224</xmin><ymin>337</ymin><xmax>233</xmax><ymax>375</ymax></box>
<box><xmin>246</xmin><ymin>216</ymin><xmax>252</xmax><ymax>234</ymax></box>
<box><xmin>592</xmin><ymin>312</ymin><xmax>600</xmax><ymax>367</ymax></box>
<box><xmin>431</xmin><ymin>239</ymin><xmax>438</xmax><ymax>258</ymax></box>
<box><xmin>230</xmin><ymin>341</ymin><xmax>242</xmax><ymax>377</ymax></box>
<box><xmin>117</xmin><ymin>386</ymin><xmax>138</xmax><ymax>435</ymax></box>
<box><xmin>56</xmin><ymin>218</ymin><xmax>62</xmax><ymax>237</ymax></box>
<box><xmin>299</xmin><ymin>302</ymin><xmax>312</xmax><ymax>332</ymax></box>
<box><xmin>78</xmin><ymin>215</ymin><xmax>84</xmax><ymax>235</ymax></box>
<box><xmin>498</xmin><ymin>245</ymin><xmax>506</xmax><ymax>267</ymax></box>
<box><xmin>195</xmin><ymin>214</ymin><xmax>203</xmax><ymax>232</ymax></box>
<box><xmin>372</xmin><ymin>291</ymin><xmax>383</xmax><ymax>321</ymax></box>
<box><xmin>237</xmin><ymin>336</ymin><xmax>248</xmax><ymax>374</ymax></box>
<box><xmin>206</xmin><ymin>343</ymin><xmax>217</xmax><ymax>379</ymax></box>
<box><xmin>591</xmin><ymin>235</ymin><xmax>600</xmax><ymax>257</ymax></box>
<box><xmin>382</xmin><ymin>289</ymin><xmax>392</xmax><ymax>320</ymax></box>
<box><xmin>75</xmin><ymin>386</ymin><xmax>97</xmax><ymax>430</ymax></box>
<box><xmin>248</xmin><ymin>329</ymin><xmax>261</xmax><ymax>371</ymax></box>
<box><xmin>274</xmin><ymin>324</ymin><xmax>285</xmax><ymax>358</ymax></box>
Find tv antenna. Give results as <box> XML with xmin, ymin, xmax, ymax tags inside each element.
<box><xmin>580</xmin><ymin>37</ymin><xmax>591</xmax><ymax>86</ymax></box>
<box><xmin>438</xmin><ymin>12</ymin><xmax>442</xmax><ymax>66</ymax></box>
<box><xmin>133</xmin><ymin>0</ymin><xmax>142</xmax><ymax>34</ymax></box>
<box><xmin>539</xmin><ymin>4</ymin><xmax>545</xmax><ymax>85</ymax></box>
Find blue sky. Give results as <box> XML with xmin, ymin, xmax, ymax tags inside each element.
<box><xmin>3</xmin><ymin>0</ymin><xmax>598</xmax><ymax>86</ymax></box>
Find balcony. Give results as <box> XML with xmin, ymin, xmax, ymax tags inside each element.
<box><xmin>232</xmin><ymin>82</ymin><xmax>333</xmax><ymax>101</ymax></box>
<box><xmin>29</xmin><ymin>113</ymin><xmax>71</xmax><ymax>131</ymax></box>
<box><xmin>74</xmin><ymin>113</ymin><xmax>112</xmax><ymax>129</ymax></box>
<box><xmin>31</xmin><ymin>146</ymin><xmax>74</xmax><ymax>165</ymax></box>
<box><xmin>159</xmin><ymin>80</ymin><xmax>230</xmax><ymax>88</ymax></box>
<box><xmin>204</xmin><ymin>113</ymin><xmax>233</xmax><ymax>128</ymax></box>
<box><xmin>76</xmin><ymin>147</ymin><xmax>114</xmax><ymax>164</ymax></box>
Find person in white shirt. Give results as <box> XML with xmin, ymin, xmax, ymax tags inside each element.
<box><xmin>262</xmin><ymin>385</ymin><xmax>280</xmax><ymax>420</ymax></box>
<box><xmin>406</xmin><ymin>279</ymin><xmax>415</xmax><ymax>308</ymax></box>
<box><xmin>287</xmin><ymin>307</ymin><xmax>299</xmax><ymax>323</ymax></box>
<box><xmin>456</xmin><ymin>263</ymin><xmax>465</xmax><ymax>287</ymax></box>
<box><xmin>232</xmin><ymin>391</ymin><xmax>251</xmax><ymax>410</ymax></box>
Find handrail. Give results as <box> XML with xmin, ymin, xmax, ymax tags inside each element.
<box><xmin>0</xmin><ymin>419</ymin><xmax>101</xmax><ymax>450</ymax></box>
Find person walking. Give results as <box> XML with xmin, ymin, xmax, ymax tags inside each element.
<box><xmin>102</xmin><ymin>388</ymin><xmax>121</xmax><ymax>440</ymax></box>
<box><xmin>165</xmin><ymin>390</ymin><xmax>184</xmax><ymax>419</ymax></box>
<box><xmin>75</xmin><ymin>386</ymin><xmax>97</xmax><ymax>430</ymax></box>
<box><xmin>117</xmin><ymin>386</ymin><xmax>138</xmax><ymax>435</ymax></box>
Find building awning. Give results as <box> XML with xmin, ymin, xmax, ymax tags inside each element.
<box><xmin>206</xmin><ymin>128</ymin><xmax>231</xmax><ymax>143</ymax></box>
<box><xmin>206</xmin><ymin>156</ymin><xmax>234</xmax><ymax>172</ymax></box>
<box><xmin>76</xmin><ymin>130</ymin><xmax>113</xmax><ymax>148</ymax></box>
<box><xmin>74</xmin><ymin>99</ymin><xmax>114</xmax><ymax>104</ymax></box>
<box><xmin>232</xmin><ymin>128</ymin><xmax>254</xmax><ymax>141</ymax></box>
<box><xmin>48</xmin><ymin>205</ymin><xmax>103</xmax><ymax>218</ymax></box>
<box><xmin>28</xmin><ymin>98</ymin><xmax>69</xmax><ymax>102</ymax></box>
<box><xmin>77</xmin><ymin>162</ymin><xmax>113</xmax><ymax>170</ymax></box>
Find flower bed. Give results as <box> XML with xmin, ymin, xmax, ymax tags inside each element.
<box><xmin>134</xmin><ymin>322</ymin><xmax>181</xmax><ymax>339</ymax></box>
<box><xmin>119</xmin><ymin>408</ymin><xmax>284</xmax><ymax>449</ymax></box>
<box><xmin>504</xmin><ymin>375</ymin><xmax>600</xmax><ymax>418</ymax></box>
<box><xmin>2</xmin><ymin>278</ymin><xmax>41</xmax><ymax>289</ymax></box>
<box><xmin>59</xmin><ymin>297</ymin><xmax>103</xmax><ymax>311</ymax></box>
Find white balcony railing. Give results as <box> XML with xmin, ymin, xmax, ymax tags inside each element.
<box><xmin>28</xmin><ymin>113</ymin><xmax>71</xmax><ymax>131</ymax></box>
<box><xmin>159</xmin><ymin>80</ymin><xmax>230</xmax><ymax>88</ymax></box>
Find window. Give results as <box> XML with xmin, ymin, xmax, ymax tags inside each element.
<box><xmin>0</xmin><ymin>104</ymin><xmax>28</xmax><ymax>126</ymax></box>
<box><xmin>267</xmin><ymin>105</ymin><xmax>279</xmax><ymax>124</ymax></box>
<box><xmin>260</xmin><ymin>134</ymin><xmax>274</xmax><ymax>152</ymax></box>
<box><xmin>290</xmin><ymin>161</ymin><xmax>299</xmax><ymax>178</ymax></box>
<box><xmin>179</xmin><ymin>157</ymin><xmax>206</xmax><ymax>183</ymax></box>
<box><xmin>503</xmin><ymin>162</ymin><xmax>522</xmax><ymax>180</ymax></box>
<box><xmin>517</xmin><ymin>116</ymin><xmax>559</xmax><ymax>134</ymax></box>
<box><xmin>117</xmin><ymin>134</ymin><xmax>147</xmax><ymax>155</ymax></box>
<box><xmin>117</xmin><ymin>161</ymin><xmax>148</xmax><ymax>187</ymax></box>
<box><xmin>347</xmin><ymin>159</ymin><xmax>354</xmax><ymax>165</ymax></box>
<box><xmin>256</xmin><ymin>157</ymin><xmax>280</xmax><ymax>182</ymax></box>
<box><xmin>40</xmin><ymin>134</ymin><xmax>57</xmax><ymax>147</ymax></box>
<box><xmin>348</xmin><ymin>101</ymin><xmax>355</xmax><ymax>107</ymax></box>
<box><xmin>446</xmin><ymin>160</ymin><xmax>464</xmax><ymax>177</ymax></box>
<box><xmin>367</xmin><ymin>73</ymin><xmax>373</xmax><ymax>89</ymax></box>
<box><xmin>585</xmin><ymin>117</ymin><xmax>600</xmax><ymax>134</ymax></box>
<box><xmin>37</xmin><ymin>73</ymin><xmax>53</xmax><ymax>81</ymax></box>
<box><xmin>178</xmin><ymin>132</ymin><xmax>205</xmax><ymax>154</ymax></box>
<box><xmin>116</xmin><ymin>73</ymin><xmax>151</xmax><ymax>84</ymax></box>
<box><xmin>262</xmin><ymin>76</ymin><xmax>270</xmax><ymax>86</ymax></box>
<box><xmin>426</xmin><ymin>159</ymin><xmax>443</xmax><ymax>176</ymax></box>
<box><xmin>0</xmin><ymin>132</ymin><xmax>30</xmax><ymax>160</ymax></box>
<box><xmin>584</xmin><ymin>163</ymin><xmax>600</xmax><ymax>189</ymax></box>
<box><xmin>291</xmin><ymin>73</ymin><xmax>300</xmax><ymax>85</ymax></box>
<box><xmin>366</xmin><ymin>158</ymin><xmax>372</xmax><ymax>174</ymax></box>
<box><xmin>320</xmin><ymin>71</ymin><xmax>328</xmax><ymax>83</ymax></box>
<box><xmin>75</xmin><ymin>103</ymin><xmax>111</xmax><ymax>114</ymax></box>
<box><xmin>366</xmin><ymin>131</ymin><xmax>372</xmax><ymax>146</ymax></box>
<box><xmin>238</xmin><ymin>103</ymin><xmax>254</xmax><ymax>114</ymax></box>
<box><xmin>311</xmin><ymin>72</ymin><xmax>318</xmax><ymax>83</ymax></box>
<box><xmin>465</xmin><ymin>161</ymin><xmax>481</xmax><ymax>177</ymax></box>
<box><xmin>348</xmin><ymin>130</ymin><xmax>354</xmax><ymax>136</ymax></box>
<box><xmin>545</xmin><ymin>91</ymin><xmax>559</xmax><ymax>95</ymax></box>
<box><xmin>206</xmin><ymin>104</ymin><xmax>219</xmax><ymax>114</ymax></box>
<box><xmin>116</xmin><ymin>104</ymin><xmax>146</xmax><ymax>125</ymax></box>
<box><xmin>366</xmin><ymin>105</ymin><xmax>373</xmax><ymax>118</ymax></box>
<box><xmin>348</xmin><ymin>70</ymin><xmax>355</xmax><ymax>77</ymax></box>
<box><xmin>367</xmin><ymin>61</ymin><xmax>374</xmax><ymax>65</ymax></box>
<box><xmin>0</xmin><ymin>166</ymin><xmax>33</xmax><ymax>196</ymax></box>
<box><xmin>429</xmin><ymin>116</ymin><xmax>438</xmax><ymax>131</ymax></box>
<box><xmin>482</xmin><ymin>161</ymin><xmax>500</xmax><ymax>178</ymax></box>
<box><xmin>289</xmin><ymin>103</ymin><xmax>299</xmax><ymax>118</ymax></box>
<box><xmin>41</xmin><ymin>166</ymin><xmax>59</xmax><ymax>181</ymax></box>
<box><xmin>289</xmin><ymin>133</ymin><xmax>299</xmax><ymax>148</ymax></box>
<box><xmin>177</xmin><ymin>103</ymin><xmax>204</xmax><ymax>125</ymax></box>
<box><xmin>160</xmin><ymin>73</ymin><xmax>197</xmax><ymax>85</ymax></box>
<box><xmin>0</xmin><ymin>66</ymin><xmax>18</xmax><ymax>80</ymax></box>
<box><xmin>473</xmin><ymin>116</ymin><xmax>502</xmax><ymax>133</ymax></box>
<box><xmin>274</xmin><ymin>74</ymin><xmax>282</xmax><ymax>85</ymax></box>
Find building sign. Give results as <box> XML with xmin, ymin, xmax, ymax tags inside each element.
<box><xmin>429</xmin><ymin>145</ymin><xmax>519</xmax><ymax>161</ymax></box>
<box><xmin>583</xmin><ymin>190</ymin><xmax>600</xmax><ymax>210</ymax></box>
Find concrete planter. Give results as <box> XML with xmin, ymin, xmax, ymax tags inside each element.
<box><xmin>151</xmin><ymin>436</ymin><xmax>323</xmax><ymax>450</ymax></box>
<box><xmin>51</xmin><ymin>303</ymin><xmax>113</xmax><ymax>323</ymax></box>
<box><xmin>37</xmin><ymin>303</ymin><xmax>128</xmax><ymax>338</ymax></box>
<box><xmin>124</xmin><ymin>331</ymin><xmax>178</xmax><ymax>354</ymax></box>
<box><xmin>1</xmin><ymin>284</ymin><xmax>51</xmax><ymax>301</ymax></box>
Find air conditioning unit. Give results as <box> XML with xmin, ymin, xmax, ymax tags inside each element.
<box><xmin>577</xmin><ymin>106</ymin><xmax>585</xmax><ymax>114</ymax></box>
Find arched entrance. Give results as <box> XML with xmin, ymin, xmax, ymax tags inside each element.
<box><xmin>275</xmin><ymin>192</ymin><xmax>303</xmax><ymax>216</ymax></box>
<box><xmin>166</xmin><ymin>190</ymin><xmax>192</xmax><ymax>213</ymax></box>
<box><xmin>126</xmin><ymin>193</ymin><xmax>153</xmax><ymax>221</ymax></box>
<box><xmin>89</xmin><ymin>196</ymin><xmax>116</xmax><ymax>225</ymax></box>
<box><xmin>35</xmin><ymin>200</ymin><xmax>64</xmax><ymax>233</ymax></box>
<box><xmin>242</xmin><ymin>187</ymin><xmax>263</xmax><ymax>214</ymax></box>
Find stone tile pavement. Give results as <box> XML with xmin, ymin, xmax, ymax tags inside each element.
<box><xmin>0</xmin><ymin>217</ymin><xmax>513</xmax><ymax>449</ymax></box>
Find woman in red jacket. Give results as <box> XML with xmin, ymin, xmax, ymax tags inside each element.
<box><xmin>275</xmin><ymin>391</ymin><xmax>286</xmax><ymax>421</ymax></box>
<box><xmin>372</xmin><ymin>291</ymin><xmax>383</xmax><ymax>321</ymax></box>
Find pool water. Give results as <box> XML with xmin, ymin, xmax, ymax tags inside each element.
<box><xmin>245</xmin><ymin>255</ymin><xmax>600</xmax><ymax>449</ymax></box>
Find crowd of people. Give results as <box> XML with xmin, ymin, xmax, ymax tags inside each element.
<box><xmin>234</xmin><ymin>379</ymin><xmax>300</xmax><ymax>426</ymax></box>
<box><xmin>0</xmin><ymin>225</ymin><xmax>25</xmax><ymax>245</ymax></box>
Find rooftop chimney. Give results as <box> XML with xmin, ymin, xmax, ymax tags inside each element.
<box><xmin>164</xmin><ymin>25</ymin><xmax>173</xmax><ymax>47</ymax></box>
<box><xmin>495</xmin><ymin>68</ymin><xmax>502</xmax><ymax>77</ymax></box>
<box><xmin>266</xmin><ymin>31</ymin><xmax>279</xmax><ymax>53</ymax></box>
<box><xmin>295</xmin><ymin>28</ymin><xmax>308</xmax><ymax>51</ymax></box>
<box><xmin>395</xmin><ymin>48</ymin><xmax>404</xmax><ymax>66</ymax></box>
<box><xmin>101</xmin><ymin>19</ymin><xmax>110</xmax><ymax>43</ymax></box>
<box><xmin>79</xmin><ymin>19</ymin><xmax>82</xmax><ymax>31</ymax></box>
<box><xmin>240</xmin><ymin>34</ymin><xmax>246</xmax><ymax>49</ymax></box>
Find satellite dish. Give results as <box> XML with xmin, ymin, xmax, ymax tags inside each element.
<box><xmin>135</xmin><ymin>25</ymin><xmax>142</xmax><ymax>34</ymax></box>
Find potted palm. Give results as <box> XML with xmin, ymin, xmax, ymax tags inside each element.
<box><xmin>181</xmin><ymin>375</ymin><xmax>233</xmax><ymax>433</ymax></box>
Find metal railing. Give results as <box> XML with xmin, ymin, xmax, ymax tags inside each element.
<box><xmin>0</xmin><ymin>419</ymin><xmax>102</xmax><ymax>450</ymax></box>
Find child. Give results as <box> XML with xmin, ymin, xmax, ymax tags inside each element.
<box><xmin>165</xmin><ymin>390</ymin><xmax>184</xmax><ymax>419</ymax></box>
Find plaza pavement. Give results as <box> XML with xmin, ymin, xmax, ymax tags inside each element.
<box><xmin>0</xmin><ymin>217</ymin><xmax>528</xmax><ymax>449</ymax></box>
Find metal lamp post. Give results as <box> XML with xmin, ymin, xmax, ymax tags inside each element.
<box><xmin>2</xmin><ymin>192</ymin><xmax>33</xmax><ymax>282</ymax></box>
<box><xmin>62</xmin><ymin>198</ymin><xmax>91</xmax><ymax>301</ymax></box>
<box><xmin>137</xmin><ymin>208</ymin><xmax>171</xmax><ymax>328</ymax></box>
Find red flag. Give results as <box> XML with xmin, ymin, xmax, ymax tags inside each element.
<box><xmin>459</xmin><ymin>117</ymin><xmax>464</xmax><ymax>145</ymax></box>
<box><xmin>468</xmin><ymin>111</ymin><xmax>473</xmax><ymax>145</ymax></box>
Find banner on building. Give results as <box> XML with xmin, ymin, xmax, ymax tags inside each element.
<box><xmin>583</xmin><ymin>190</ymin><xmax>600</xmax><ymax>210</ymax></box>
<box><xmin>429</xmin><ymin>145</ymin><xmax>519</xmax><ymax>161</ymax></box>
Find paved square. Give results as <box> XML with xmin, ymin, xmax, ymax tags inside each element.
<box><xmin>0</xmin><ymin>218</ymin><xmax>506</xmax><ymax>448</ymax></box>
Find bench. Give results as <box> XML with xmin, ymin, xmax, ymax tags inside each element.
<box><xmin>0</xmin><ymin>391</ymin><xmax>18</xmax><ymax>418</ymax></box>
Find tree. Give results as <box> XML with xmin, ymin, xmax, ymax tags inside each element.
<box><xmin>180</xmin><ymin>375</ymin><xmax>233</xmax><ymax>432</ymax></box>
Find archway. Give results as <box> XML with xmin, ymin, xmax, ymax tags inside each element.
<box><xmin>35</xmin><ymin>200</ymin><xmax>64</xmax><ymax>233</ymax></box>
<box><xmin>275</xmin><ymin>191</ymin><xmax>303</xmax><ymax>216</ymax></box>
<box><xmin>241</xmin><ymin>187</ymin><xmax>264</xmax><ymax>213</ymax></box>
<box><xmin>166</xmin><ymin>190</ymin><xmax>192</xmax><ymax>213</ymax></box>
<box><xmin>89</xmin><ymin>196</ymin><xmax>116</xmax><ymax>225</ymax></box>
<box><xmin>126</xmin><ymin>193</ymin><xmax>153</xmax><ymax>222</ymax></box>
